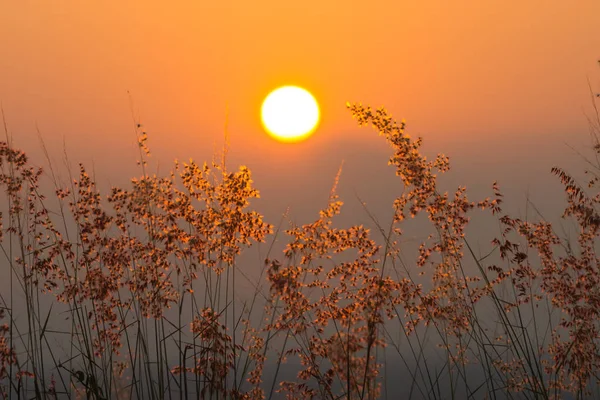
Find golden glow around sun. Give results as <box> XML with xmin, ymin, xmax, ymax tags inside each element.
<box><xmin>261</xmin><ymin>86</ymin><xmax>320</xmax><ymax>142</ymax></box>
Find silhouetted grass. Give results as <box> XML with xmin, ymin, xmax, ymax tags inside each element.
<box><xmin>1</xmin><ymin>93</ymin><xmax>599</xmax><ymax>399</ymax></box>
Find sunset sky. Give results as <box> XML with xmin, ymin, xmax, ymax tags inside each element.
<box><xmin>2</xmin><ymin>1</ymin><xmax>600</xmax><ymax>231</ymax></box>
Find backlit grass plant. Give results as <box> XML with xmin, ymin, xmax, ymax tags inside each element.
<box><xmin>0</xmin><ymin>101</ymin><xmax>598</xmax><ymax>399</ymax></box>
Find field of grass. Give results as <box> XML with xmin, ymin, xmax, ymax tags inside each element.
<box><xmin>1</xmin><ymin>100</ymin><xmax>599</xmax><ymax>400</ymax></box>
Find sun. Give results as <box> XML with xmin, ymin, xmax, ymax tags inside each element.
<box><xmin>261</xmin><ymin>86</ymin><xmax>320</xmax><ymax>143</ymax></box>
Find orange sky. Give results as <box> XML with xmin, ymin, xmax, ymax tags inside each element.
<box><xmin>1</xmin><ymin>1</ymin><xmax>600</xmax><ymax>226</ymax></box>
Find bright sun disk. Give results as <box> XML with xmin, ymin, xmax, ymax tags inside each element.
<box><xmin>261</xmin><ymin>86</ymin><xmax>320</xmax><ymax>142</ymax></box>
